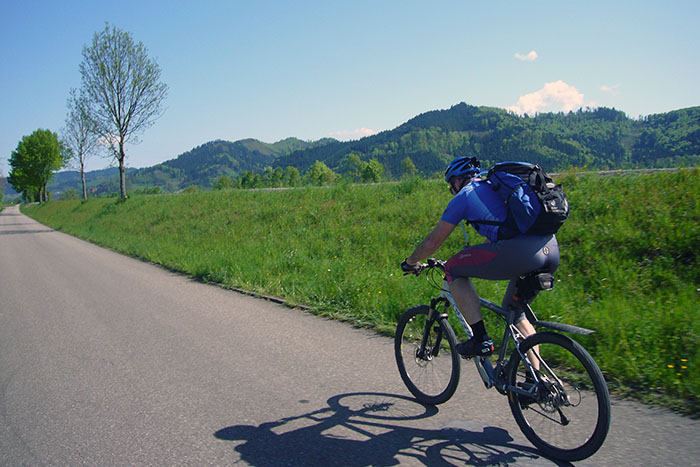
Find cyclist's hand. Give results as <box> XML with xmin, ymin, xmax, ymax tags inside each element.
<box><xmin>401</xmin><ymin>259</ymin><xmax>424</xmax><ymax>275</ymax></box>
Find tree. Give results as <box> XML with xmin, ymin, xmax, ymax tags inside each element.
<box><xmin>344</xmin><ymin>153</ymin><xmax>366</xmax><ymax>181</ymax></box>
<box><xmin>400</xmin><ymin>157</ymin><xmax>418</xmax><ymax>178</ymax></box>
<box><xmin>240</xmin><ymin>171</ymin><xmax>262</xmax><ymax>189</ymax></box>
<box><xmin>305</xmin><ymin>161</ymin><xmax>336</xmax><ymax>186</ymax></box>
<box><xmin>61</xmin><ymin>188</ymin><xmax>80</xmax><ymax>201</ymax></box>
<box><xmin>262</xmin><ymin>166</ymin><xmax>284</xmax><ymax>187</ymax></box>
<box><xmin>361</xmin><ymin>158</ymin><xmax>384</xmax><ymax>183</ymax></box>
<box><xmin>213</xmin><ymin>175</ymin><xmax>235</xmax><ymax>190</ymax></box>
<box><xmin>63</xmin><ymin>88</ymin><xmax>99</xmax><ymax>200</ymax></box>
<box><xmin>79</xmin><ymin>24</ymin><xmax>168</xmax><ymax>200</ymax></box>
<box><xmin>283</xmin><ymin>166</ymin><xmax>301</xmax><ymax>187</ymax></box>
<box><xmin>8</xmin><ymin>129</ymin><xmax>67</xmax><ymax>202</ymax></box>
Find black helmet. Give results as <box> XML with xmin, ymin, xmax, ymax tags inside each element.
<box><xmin>444</xmin><ymin>156</ymin><xmax>480</xmax><ymax>183</ymax></box>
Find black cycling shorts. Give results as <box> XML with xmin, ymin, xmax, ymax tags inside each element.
<box><xmin>445</xmin><ymin>234</ymin><xmax>560</xmax><ymax>323</ymax></box>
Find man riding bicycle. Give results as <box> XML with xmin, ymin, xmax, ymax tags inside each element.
<box><xmin>401</xmin><ymin>156</ymin><xmax>560</xmax><ymax>358</ymax></box>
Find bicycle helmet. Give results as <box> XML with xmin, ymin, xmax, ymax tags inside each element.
<box><xmin>444</xmin><ymin>156</ymin><xmax>480</xmax><ymax>183</ymax></box>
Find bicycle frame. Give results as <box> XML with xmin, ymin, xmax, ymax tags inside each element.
<box><xmin>435</xmin><ymin>279</ymin><xmax>516</xmax><ymax>393</ymax></box>
<box><xmin>434</xmin><ymin>277</ymin><xmax>593</xmax><ymax>398</ymax></box>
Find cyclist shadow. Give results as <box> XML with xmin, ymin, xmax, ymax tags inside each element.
<box><xmin>214</xmin><ymin>392</ymin><xmax>571</xmax><ymax>466</ymax></box>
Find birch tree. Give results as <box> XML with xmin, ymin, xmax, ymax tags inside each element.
<box><xmin>63</xmin><ymin>88</ymin><xmax>99</xmax><ymax>200</ymax></box>
<box><xmin>79</xmin><ymin>24</ymin><xmax>168</xmax><ymax>199</ymax></box>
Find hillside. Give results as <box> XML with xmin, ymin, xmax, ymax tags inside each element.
<box><xmin>273</xmin><ymin>104</ymin><xmax>700</xmax><ymax>176</ymax></box>
<box><xmin>127</xmin><ymin>137</ymin><xmax>337</xmax><ymax>192</ymax></box>
<box><xmin>4</xmin><ymin>102</ymin><xmax>699</xmax><ymax>198</ymax></box>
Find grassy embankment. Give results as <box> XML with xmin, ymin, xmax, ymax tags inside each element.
<box><xmin>23</xmin><ymin>169</ymin><xmax>700</xmax><ymax>413</ymax></box>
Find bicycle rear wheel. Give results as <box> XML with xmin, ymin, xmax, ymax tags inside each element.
<box><xmin>507</xmin><ymin>331</ymin><xmax>610</xmax><ymax>461</ymax></box>
<box><xmin>394</xmin><ymin>305</ymin><xmax>460</xmax><ymax>405</ymax></box>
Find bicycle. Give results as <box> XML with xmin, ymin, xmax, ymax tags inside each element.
<box><xmin>394</xmin><ymin>258</ymin><xmax>611</xmax><ymax>461</ymax></box>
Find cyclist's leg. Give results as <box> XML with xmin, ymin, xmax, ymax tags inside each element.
<box><xmin>445</xmin><ymin>242</ymin><xmax>512</xmax><ymax>356</ymax></box>
<box><xmin>445</xmin><ymin>244</ymin><xmax>505</xmax><ymax>329</ymax></box>
<box><xmin>449</xmin><ymin>277</ymin><xmax>481</xmax><ymax>324</ymax></box>
<box><xmin>447</xmin><ymin>234</ymin><xmax>559</xmax><ymax>335</ymax></box>
<box><xmin>499</xmin><ymin>235</ymin><xmax>560</xmax><ymax>369</ymax></box>
<box><xmin>501</xmin><ymin>280</ymin><xmax>537</xmax><ymax>338</ymax></box>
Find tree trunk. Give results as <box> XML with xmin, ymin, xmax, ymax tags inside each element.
<box><xmin>80</xmin><ymin>160</ymin><xmax>87</xmax><ymax>201</ymax></box>
<box><xmin>81</xmin><ymin>171</ymin><xmax>87</xmax><ymax>200</ymax></box>
<box><xmin>118</xmin><ymin>142</ymin><xmax>127</xmax><ymax>200</ymax></box>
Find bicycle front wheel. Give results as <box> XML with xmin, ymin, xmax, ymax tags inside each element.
<box><xmin>507</xmin><ymin>331</ymin><xmax>610</xmax><ymax>461</ymax></box>
<box><xmin>394</xmin><ymin>305</ymin><xmax>460</xmax><ymax>405</ymax></box>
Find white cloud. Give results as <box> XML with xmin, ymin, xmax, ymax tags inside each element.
<box><xmin>329</xmin><ymin>128</ymin><xmax>378</xmax><ymax>141</ymax></box>
<box><xmin>601</xmin><ymin>83</ymin><xmax>621</xmax><ymax>95</ymax></box>
<box><xmin>507</xmin><ymin>80</ymin><xmax>586</xmax><ymax>116</ymax></box>
<box><xmin>514</xmin><ymin>51</ymin><xmax>538</xmax><ymax>62</ymax></box>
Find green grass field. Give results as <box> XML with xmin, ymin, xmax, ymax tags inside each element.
<box><xmin>21</xmin><ymin>169</ymin><xmax>700</xmax><ymax>413</ymax></box>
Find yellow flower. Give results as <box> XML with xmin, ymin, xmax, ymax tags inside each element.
<box><xmin>667</xmin><ymin>364</ymin><xmax>675</xmax><ymax>369</ymax></box>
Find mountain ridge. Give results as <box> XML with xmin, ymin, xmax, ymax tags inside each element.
<box><xmin>4</xmin><ymin>102</ymin><xmax>699</xmax><ymax>198</ymax></box>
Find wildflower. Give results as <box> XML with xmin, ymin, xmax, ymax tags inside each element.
<box><xmin>667</xmin><ymin>364</ymin><xmax>675</xmax><ymax>369</ymax></box>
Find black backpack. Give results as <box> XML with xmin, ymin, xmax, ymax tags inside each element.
<box><xmin>485</xmin><ymin>162</ymin><xmax>569</xmax><ymax>236</ymax></box>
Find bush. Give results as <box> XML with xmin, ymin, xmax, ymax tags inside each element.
<box><xmin>61</xmin><ymin>189</ymin><xmax>80</xmax><ymax>201</ymax></box>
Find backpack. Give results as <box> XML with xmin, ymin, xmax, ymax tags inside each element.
<box><xmin>483</xmin><ymin>162</ymin><xmax>569</xmax><ymax>236</ymax></box>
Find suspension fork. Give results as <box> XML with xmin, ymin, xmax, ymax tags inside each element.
<box><xmin>417</xmin><ymin>297</ymin><xmax>449</xmax><ymax>359</ymax></box>
<box><xmin>431</xmin><ymin>297</ymin><xmax>451</xmax><ymax>357</ymax></box>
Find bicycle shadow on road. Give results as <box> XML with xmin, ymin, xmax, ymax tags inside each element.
<box><xmin>215</xmin><ymin>392</ymin><xmax>569</xmax><ymax>466</ymax></box>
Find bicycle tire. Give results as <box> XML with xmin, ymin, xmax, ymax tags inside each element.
<box><xmin>506</xmin><ymin>331</ymin><xmax>610</xmax><ymax>461</ymax></box>
<box><xmin>394</xmin><ymin>305</ymin><xmax>461</xmax><ymax>405</ymax></box>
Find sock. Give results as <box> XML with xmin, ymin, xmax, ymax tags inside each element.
<box><xmin>471</xmin><ymin>320</ymin><xmax>487</xmax><ymax>341</ymax></box>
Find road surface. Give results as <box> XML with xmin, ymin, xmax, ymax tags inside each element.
<box><xmin>1</xmin><ymin>204</ymin><xmax>698</xmax><ymax>465</ymax></box>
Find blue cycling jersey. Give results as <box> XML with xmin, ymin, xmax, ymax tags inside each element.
<box><xmin>440</xmin><ymin>178</ymin><xmax>516</xmax><ymax>242</ymax></box>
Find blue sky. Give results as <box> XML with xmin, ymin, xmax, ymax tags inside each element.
<box><xmin>2</xmin><ymin>1</ymin><xmax>699</xmax><ymax>174</ymax></box>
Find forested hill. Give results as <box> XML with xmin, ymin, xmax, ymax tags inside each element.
<box><xmin>126</xmin><ymin>137</ymin><xmax>337</xmax><ymax>192</ymax></box>
<box><xmin>10</xmin><ymin>102</ymin><xmax>698</xmax><ymax>197</ymax></box>
<box><xmin>274</xmin><ymin>103</ymin><xmax>700</xmax><ymax>177</ymax></box>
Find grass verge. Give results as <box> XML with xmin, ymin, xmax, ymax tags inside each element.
<box><xmin>22</xmin><ymin>170</ymin><xmax>700</xmax><ymax>414</ymax></box>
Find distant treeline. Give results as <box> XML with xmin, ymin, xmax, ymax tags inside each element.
<box><xmin>24</xmin><ymin>102</ymin><xmax>700</xmax><ymax>197</ymax></box>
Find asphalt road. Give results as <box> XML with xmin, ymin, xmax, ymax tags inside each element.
<box><xmin>1</xmin><ymin>204</ymin><xmax>698</xmax><ymax>466</ymax></box>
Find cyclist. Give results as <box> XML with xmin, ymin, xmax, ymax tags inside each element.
<box><xmin>401</xmin><ymin>156</ymin><xmax>559</xmax><ymax>358</ymax></box>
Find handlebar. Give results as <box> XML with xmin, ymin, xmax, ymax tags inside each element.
<box><xmin>406</xmin><ymin>258</ymin><xmax>446</xmax><ymax>275</ymax></box>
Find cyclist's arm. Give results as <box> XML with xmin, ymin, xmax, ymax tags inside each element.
<box><xmin>406</xmin><ymin>220</ymin><xmax>457</xmax><ymax>266</ymax></box>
